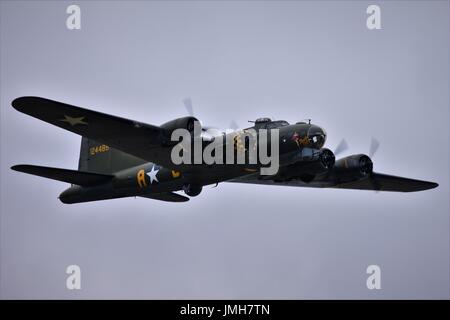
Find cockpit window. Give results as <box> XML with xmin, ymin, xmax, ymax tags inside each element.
<box><xmin>275</xmin><ymin>120</ymin><xmax>289</xmax><ymax>126</ymax></box>
<box><xmin>309</xmin><ymin>134</ymin><xmax>325</xmax><ymax>148</ymax></box>
<box><xmin>265</xmin><ymin>121</ymin><xmax>289</xmax><ymax>129</ymax></box>
<box><xmin>307</xmin><ymin>125</ymin><xmax>326</xmax><ymax>148</ymax></box>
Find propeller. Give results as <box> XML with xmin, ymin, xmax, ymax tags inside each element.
<box><xmin>334</xmin><ymin>138</ymin><xmax>349</xmax><ymax>156</ymax></box>
<box><xmin>368</xmin><ymin>137</ymin><xmax>381</xmax><ymax>192</ymax></box>
<box><xmin>369</xmin><ymin>137</ymin><xmax>380</xmax><ymax>158</ymax></box>
<box><xmin>229</xmin><ymin>120</ymin><xmax>239</xmax><ymax>131</ymax></box>
<box><xmin>333</xmin><ymin>137</ymin><xmax>379</xmax><ymax>158</ymax></box>
<box><xmin>182</xmin><ymin>98</ymin><xmax>194</xmax><ymax>117</ymax></box>
<box><xmin>332</xmin><ymin>137</ymin><xmax>382</xmax><ymax>192</ymax></box>
<box><xmin>182</xmin><ymin>97</ymin><xmax>239</xmax><ymax>133</ymax></box>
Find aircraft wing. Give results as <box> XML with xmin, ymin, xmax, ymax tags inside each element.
<box><xmin>228</xmin><ymin>172</ymin><xmax>438</xmax><ymax>192</ymax></box>
<box><xmin>12</xmin><ymin>96</ymin><xmax>177</xmax><ymax>169</ymax></box>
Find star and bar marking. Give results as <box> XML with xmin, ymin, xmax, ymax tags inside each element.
<box><xmin>146</xmin><ymin>165</ymin><xmax>159</xmax><ymax>184</ymax></box>
<box><xmin>60</xmin><ymin>115</ymin><xmax>88</xmax><ymax>126</ymax></box>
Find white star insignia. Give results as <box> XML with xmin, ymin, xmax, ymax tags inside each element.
<box><xmin>146</xmin><ymin>165</ymin><xmax>159</xmax><ymax>184</ymax></box>
<box><xmin>60</xmin><ymin>115</ymin><xmax>88</xmax><ymax>126</ymax></box>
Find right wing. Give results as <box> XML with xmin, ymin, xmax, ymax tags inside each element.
<box><xmin>12</xmin><ymin>96</ymin><xmax>177</xmax><ymax>169</ymax></box>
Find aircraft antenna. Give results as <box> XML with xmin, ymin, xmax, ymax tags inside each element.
<box><xmin>299</xmin><ymin>118</ymin><xmax>311</xmax><ymax>124</ymax></box>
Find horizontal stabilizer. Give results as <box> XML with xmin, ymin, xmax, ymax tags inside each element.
<box><xmin>140</xmin><ymin>192</ymin><xmax>189</xmax><ymax>202</ymax></box>
<box><xmin>11</xmin><ymin>164</ymin><xmax>114</xmax><ymax>186</ymax></box>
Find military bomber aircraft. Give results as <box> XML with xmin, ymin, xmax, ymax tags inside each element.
<box><xmin>11</xmin><ymin>97</ymin><xmax>438</xmax><ymax>203</ymax></box>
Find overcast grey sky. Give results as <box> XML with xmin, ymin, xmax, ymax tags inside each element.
<box><xmin>1</xmin><ymin>0</ymin><xmax>449</xmax><ymax>299</ymax></box>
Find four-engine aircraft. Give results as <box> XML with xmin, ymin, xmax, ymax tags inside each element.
<box><xmin>11</xmin><ymin>96</ymin><xmax>438</xmax><ymax>203</ymax></box>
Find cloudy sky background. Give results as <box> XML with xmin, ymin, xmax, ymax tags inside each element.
<box><xmin>1</xmin><ymin>1</ymin><xmax>449</xmax><ymax>299</ymax></box>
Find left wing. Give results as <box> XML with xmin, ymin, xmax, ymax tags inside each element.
<box><xmin>228</xmin><ymin>172</ymin><xmax>438</xmax><ymax>192</ymax></box>
<box><xmin>12</xmin><ymin>96</ymin><xmax>177</xmax><ymax>169</ymax></box>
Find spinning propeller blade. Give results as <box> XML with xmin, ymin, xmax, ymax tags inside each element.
<box><xmin>334</xmin><ymin>139</ymin><xmax>349</xmax><ymax>156</ymax></box>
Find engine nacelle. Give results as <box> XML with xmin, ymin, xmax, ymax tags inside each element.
<box><xmin>160</xmin><ymin>116</ymin><xmax>200</xmax><ymax>146</ymax></box>
<box><xmin>294</xmin><ymin>148</ymin><xmax>335</xmax><ymax>172</ymax></box>
<box><xmin>271</xmin><ymin>148</ymin><xmax>335</xmax><ymax>182</ymax></box>
<box><xmin>161</xmin><ymin>116</ymin><xmax>199</xmax><ymax>134</ymax></box>
<box><xmin>332</xmin><ymin>154</ymin><xmax>373</xmax><ymax>181</ymax></box>
<box><xmin>318</xmin><ymin>148</ymin><xmax>335</xmax><ymax>170</ymax></box>
<box><xmin>183</xmin><ymin>184</ymin><xmax>202</xmax><ymax>197</ymax></box>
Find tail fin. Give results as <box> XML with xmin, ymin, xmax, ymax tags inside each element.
<box><xmin>11</xmin><ymin>164</ymin><xmax>113</xmax><ymax>186</ymax></box>
<box><xmin>78</xmin><ymin>137</ymin><xmax>146</xmax><ymax>174</ymax></box>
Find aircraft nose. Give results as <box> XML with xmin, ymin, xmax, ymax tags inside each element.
<box><xmin>308</xmin><ymin>125</ymin><xmax>325</xmax><ymax>135</ymax></box>
<box><xmin>308</xmin><ymin>125</ymin><xmax>327</xmax><ymax>148</ymax></box>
